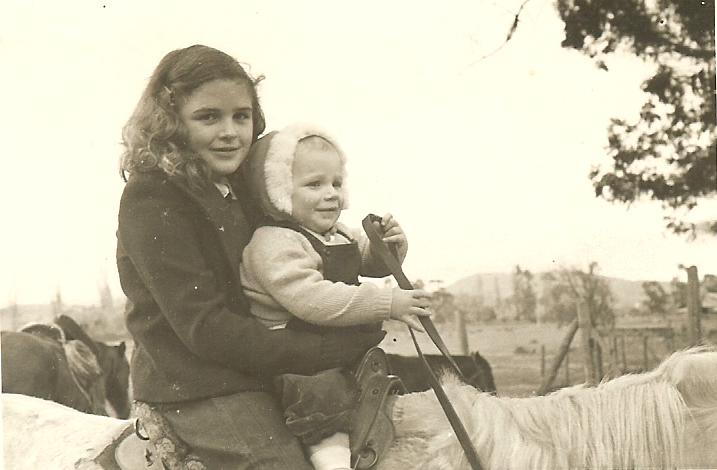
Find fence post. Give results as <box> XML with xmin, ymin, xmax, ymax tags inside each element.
<box><xmin>537</xmin><ymin>318</ymin><xmax>578</xmax><ymax>395</ymax></box>
<box><xmin>686</xmin><ymin>265</ymin><xmax>702</xmax><ymax>346</ymax></box>
<box><xmin>667</xmin><ymin>329</ymin><xmax>675</xmax><ymax>352</ymax></box>
<box><xmin>577</xmin><ymin>302</ymin><xmax>597</xmax><ymax>385</ymax></box>
<box><xmin>565</xmin><ymin>349</ymin><xmax>570</xmax><ymax>384</ymax></box>
<box><xmin>455</xmin><ymin>308</ymin><xmax>469</xmax><ymax>355</ymax></box>
<box><xmin>611</xmin><ymin>334</ymin><xmax>619</xmax><ymax>377</ymax></box>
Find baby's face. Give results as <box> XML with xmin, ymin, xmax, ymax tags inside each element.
<box><xmin>291</xmin><ymin>141</ymin><xmax>345</xmax><ymax>234</ymax></box>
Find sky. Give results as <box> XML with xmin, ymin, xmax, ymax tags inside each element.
<box><xmin>1</xmin><ymin>0</ymin><xmax>716</xmax><ymax>307</ymax></box>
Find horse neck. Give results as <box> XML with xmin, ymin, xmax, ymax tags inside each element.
<box><xmin>388</xmin><ymin>377</ymin><xmax>688</xmax><ymax>470</ymax></box>
<box><xmin>97</xmin><ymin>344</ymin><xmax>131</xmax><ymax>418</ymax></box>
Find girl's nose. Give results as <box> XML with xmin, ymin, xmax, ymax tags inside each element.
<box><xmin>219</xmin><ymin>119</ymin><xmax>239</xmax><ymax>139</ymax></box>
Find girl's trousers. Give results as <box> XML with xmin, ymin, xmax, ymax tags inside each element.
<box><xmin>158</xmin><ymin>391</ymin><xmax>314</xmax><ymax>470</ymax></box>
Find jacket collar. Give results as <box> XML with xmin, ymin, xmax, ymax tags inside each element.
<box><xmin>167</xmin><ymin>173</ymin><xmax>252</xmax><ymax>281</ymax></box>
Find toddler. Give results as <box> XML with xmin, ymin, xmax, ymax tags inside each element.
<box><xmin>240</xmin><ymin>122</ymin><xmax>431</xmax><ymax>470</ymax></box>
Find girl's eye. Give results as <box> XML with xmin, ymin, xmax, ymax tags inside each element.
<box><xmin>195</xmin><ymin>113</ymin><xmax>217</xmax><ymax>123</ymax></box>
<box><xmin>333</xmin><ymin>181</ymin><xmax>343</xmax><ymax>189</ymax></box>
<box><xmin>307</xmin><ymin>181</ymin><xmax>321</xmax><ymax>188</ymax></box>
<box><xmin>234</xmin><ymin>112</ymin><xmax>251</xmax><ymax>121</ymax></box>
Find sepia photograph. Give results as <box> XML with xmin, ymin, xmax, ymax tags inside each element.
<box><xmin>1</xmin><ymin>1</ymin><xmax>716</xmax><ymax>468</ymax></box>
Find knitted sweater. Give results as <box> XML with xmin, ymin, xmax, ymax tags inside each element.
<box><xmin>240</xmin><ymin>222</ymin><xmax>407</xmax><ymax>329</ymax></box>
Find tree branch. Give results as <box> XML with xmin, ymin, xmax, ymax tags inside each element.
<box><xmin>459</xmin><ymin>0</ymin><xmax>533</xmax><ymax>75</ymax></box>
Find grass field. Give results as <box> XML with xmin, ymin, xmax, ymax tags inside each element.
<box><xmin>93</xmin><ymin>311</ymin><xmax>717</xmax><ymax>398</ymax></box>
<box><xmin>379</xmin><ymin>317</ymin><xmax>717</xmax><ymax>397</ymax></box>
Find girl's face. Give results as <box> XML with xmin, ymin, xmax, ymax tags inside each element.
<box><xmin>291</xmin><ymin>143</ymin><xmax>345</xmax><ymax>234</ymax></box>
<box><xmin>178</xmin><ymin>79</ymin><xmax>254</xmax><ymax>183</ymax></box>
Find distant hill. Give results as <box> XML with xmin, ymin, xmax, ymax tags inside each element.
<box><xmin>445</xmin><ymin>272</ymin><xmax>672</xmax><ymax>313</ymax></box>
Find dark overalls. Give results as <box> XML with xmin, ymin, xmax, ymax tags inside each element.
<box><xmin>266</xmin><ymin>220</ymin><xmax>383</xmax><ymax>446</ymax></box>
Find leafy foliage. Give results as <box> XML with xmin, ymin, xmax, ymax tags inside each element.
<box><xmin>430</xmin><ymin>287</ymin><xmax>457</xmax><ymax>323</ymax></box>
<box><xmin>540</xmin><ymin>272</ymin><xmax>580</xmax><ymax>325</ymax></box>
<box><xmin>703</xmin><ymin>274</ymin><xmax>717</xmax><ymax>293</ymax></box>
<box><xmin>557</xmin><ymin>0</ymin><xmax>716</xmax><ymax>236</ymax></box>
<box><xmin>670</xmin><ymin>276</ymin><xmax>688</xmax><ymax>308</ymax></box>
<box><xmin>540</xmin><ymin>262</ymin><xmax>616</xmax><ymax>326</ymax></box>
<box><xmin>511</xmin><ymin>265</ymin><xmax>538</xmax><ymax>321</ymax></box>
<box><xmin>640</xmin><ymin>280</ymin><xmax>670</xmax><ymax>316</ymax></box>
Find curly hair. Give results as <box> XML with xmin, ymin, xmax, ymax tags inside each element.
<box><xmin>120</xmin><ymin>45</ymin><xmax>266</xmax><ymax>189</ymax></box>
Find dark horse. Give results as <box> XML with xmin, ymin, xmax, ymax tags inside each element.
<box><xmin>1</xmin><ymin>315</ymin><xmax>131</xmax><ymax>418</ymax></box>
<box><xmin>386</xmin><ymin>351</ymin><xmax>497</xmax><ymax>394</ymax></box>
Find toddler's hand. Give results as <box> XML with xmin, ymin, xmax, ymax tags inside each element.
<box><xmin>373</xmin><ymin>213</ymin><xmax>407</xmax><ymax>248</ymax></box>
<box><xmin>390</xmin><ymin>288</ymin><xmax>432</xmax><ymax>331</ymax></box>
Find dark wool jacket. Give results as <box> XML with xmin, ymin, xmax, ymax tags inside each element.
<box><xmin>117</xmin><ymin>170</ymin><xmax>356</xmax><ymax>403</ymax></box>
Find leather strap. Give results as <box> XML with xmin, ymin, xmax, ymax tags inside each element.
<box><xmin>362</xmin><ymin>214</ymin><xmax>484</xmax><ymax>470</ymax></box>
<box><xmin>362</xmin><ymin>215</ymin><xmax>466</xmax><ymax>379</ymax></box>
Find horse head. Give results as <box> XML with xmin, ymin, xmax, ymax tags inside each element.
<box><xmin>96</xmin><ymin>341</ymin><xmax>131</xmax><ymax>418</ymax></box>
<box><xmin>469</xmin><ymin>350</ymin><xmax>497</xmax><ymax>395</ymax></box>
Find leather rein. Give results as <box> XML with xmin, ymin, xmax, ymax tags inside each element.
<box><xmin>362</xmin><ymin>214</ymin><xmax>484</xmax><ymax>470</ymax></box>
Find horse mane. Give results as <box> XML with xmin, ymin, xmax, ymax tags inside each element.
<box><xmin>391</xmin><ymin>347</ymin><xmax>717</xmax><ymax>470</ymax></box>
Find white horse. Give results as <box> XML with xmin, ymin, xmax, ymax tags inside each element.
<box><xmin>3</xmin><ymin>347</ymin><xmax>717</xmax><ymax>470</ymax></box>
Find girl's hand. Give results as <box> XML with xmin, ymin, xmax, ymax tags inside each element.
<box><xmin>373</xmin><ymin>213</ymin><xmax>407</xmax><ymax>248</ymax></box>
<box><xmin>389</xmin><ymin>288</ymin><xmax>432</xmax><ymax>331</ymax></box>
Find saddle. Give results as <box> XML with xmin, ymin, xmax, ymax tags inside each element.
<box><xmin>105</xmin><ymin>347</ymin><xmax>403</xmax><ymax>470</ymax></box>
<box><xmin>93</xmin><ymin>403</ymin><xmax>206</xmax><ymax>470</ymax></box>
<box><xmin>18</xmin><ymin>321</ymin><xmax>65</xmax><ymax>342</ymax></box>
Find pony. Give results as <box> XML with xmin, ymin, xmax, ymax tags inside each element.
<box><xmin>2</xmin><ymin>348</ymin><xmax>716</xmax><ymax>470</ymax></box>
<box><xmin>1</xmin><ymin>315</ymin><xmax>130</xmax><ymax>418</ymax></box>
<box><xmin>387</xmin><ymin>351</ymin><xmax>497</xmax><ymax>394</ymax></box>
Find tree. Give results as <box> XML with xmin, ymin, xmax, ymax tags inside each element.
<box><xmin>540</xmin><ymin>271</ymin><xmax>579</xmax><ymax>325</ymax></box>
<box><xmin>540</xmin><ymin>262</ymin><xmax>615</xmax><ymax>327</ymax></box>
<box><xmin>557</xmin><ymin>0</ymin><xmax>716</xmax><ymax>237</ymax></box>
<box><xmin>702</xmin><ymin>274</ymin><xmax>717</xmax><ymax>293</ymax></box>
<box><xmin>670</xmin><ymin>276</ymin><xmax>688</xmax><ymax>308</ymax></box>
<box><xmin>511</xmin><ymin>265</ymin><xmax>537</xmax><ymax>321</ymax></box>
<box><xmin>641</xmin><ymin>280</ymin><xmax>670</xmax><ymax>317</ymax></box>
<box><xmin>430</xmin><ymin>288</ymin><xmax>457</xmax><ymax>324</ymax></box>
<box><xmin>98</xmin><ymin>275</ymin><xmax>114</xmax><ymax>314</ymax></box>
<box><xmin>51</xmin><ymin>286</ymin><xmax>64</xmax><ymax>317</ymax></box>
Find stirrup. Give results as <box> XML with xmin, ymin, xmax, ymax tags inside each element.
<box><xmin>350</xmin><ymin>347</ymin><xmax>405</xmax><ymax>469</ymax></box>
